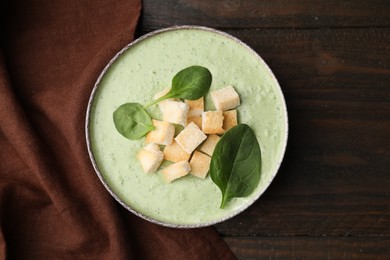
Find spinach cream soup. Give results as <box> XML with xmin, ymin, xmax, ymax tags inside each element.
<box><xmin>86</xmin><ymin>26</ymin><xmax>288</xmax><ymax>227</ymax></box>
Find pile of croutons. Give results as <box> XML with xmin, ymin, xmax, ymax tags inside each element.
<box><xmin>137</xmin><ymin>86</ymin><xmax>240</xmax><ymax>183</ymax></box>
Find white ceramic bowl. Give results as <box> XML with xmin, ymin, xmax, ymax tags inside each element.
<box><xmin>86</xmin><ymin>26</ymin><xmax>288</xmax><ymax>228</ymax></box>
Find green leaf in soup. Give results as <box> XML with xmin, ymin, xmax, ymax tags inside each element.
<box><xmin>113</xmin><ymin>103</ymin><xmax>154</xmax><ymax>140</ymax></box>
<box><xmin>170</xmin><ymin>65</ymin><xmax>212</xmax><ymax>99</ymax></box>
<box><xmin>209</xmin><ymin>124</ymin><xmax>261</xmax><ymax>209</ymax></box>
<box><xmin>144</xmin><ymin>66</ymin><xmax>212</xmax><ymax>107</ymax></box>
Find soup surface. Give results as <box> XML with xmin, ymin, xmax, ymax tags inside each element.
<box><xmin>88</xmin><ymin>27</ymin><xmax>288</xmax><ymax>226</ymax></box>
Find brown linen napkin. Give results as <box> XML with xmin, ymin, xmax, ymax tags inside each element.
<box><xmin>0</xmin><ymin>0</ymin><xmax>236</xmax><ymax>259</ymax></box>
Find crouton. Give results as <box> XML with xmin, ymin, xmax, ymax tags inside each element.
<box><xmin>136</xmin><ymin>143</ymin><xmax>164</xmax><ymax>173</ymax></box>
<box><xmin>161</xmin><ymin>160</ymin><xmax>191</xmax><ymax>183</ymax></box>
<box><xmin>153</xmin><ymin>88</ymin><xmax>177</xmax><ymax>114</ymax></box>
<box><xmin>185</xmin><ymin>97</ymin><xmax>204</xmax><ymax>117</ymax></box>
<box><xmin>145</xmin><ymin>119</ymin><xmax>175</xmax><ymax>145</ymax></box>
<box><xmin>186</xmin><ymin>116</ymin><xmax>202</xmax><ymax>129</ymax></box>
<box><xmin>175</xmin><ymin>122</ymin><xmax>207</xmax><ymax>154</ymax></box>
<box><xmin>202</xmin><ymin>111</ymin><xmax>224</xmax><ymax>134</ymax></box>
<box><xmin>223</xmin><ymin>110</ymin><xmax>238</xmax><ymax>131</ymax></box>
<box><xmin>210</xmin><ymin>86</ymin><xmax>240</xmax><ymax>111</ymax></box>
<box><xmin>200</xmin><ymin>134</ymin><xmax>221</xmax><ymax>156</ymax></box>
<box><xmin>161</xmin><ymin>100</ymin><xmax>189</xmax><ymax>126</ymax></box>
<box><xmin>163</xmin><ymin>140</ymin><xmax>191</xmax><ymax>162</ymax></box>
<box><xmin>189</xmin><ymin>151</ymin><xmax>211</xmax><ymax>179</ymax></box>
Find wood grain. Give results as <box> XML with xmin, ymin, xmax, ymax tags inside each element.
<box><xmin>224</xmin><ymin>237</ymin><xmax>390</xmax><ymax>259</ymax></box>
<box><xmin>140</xmin><ymin>0</ymin><xmax>390</xmax><ymax>30</ymax></box>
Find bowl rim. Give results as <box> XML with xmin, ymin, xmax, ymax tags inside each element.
<box><xmin>85</xmin><ymin>25</ymin><xmax>289</xmax><ymax>228</ymax></box>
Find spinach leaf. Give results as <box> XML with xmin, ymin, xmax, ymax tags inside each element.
<box><xmin>209</xmin><ymin>124</ymin><xmax>261</xmax><ymax>208</ymax></box>
<box><xmin>113</xmin><ymin>103</ymin><xmax>154</xmax><ymax>140</ymax></box>
<box><xmin>145</xmin><ymin>66</ymin><xmax>212</xmax><ymax>107</ymax></box>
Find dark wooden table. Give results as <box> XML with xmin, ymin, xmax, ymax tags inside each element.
<box><xmin>136</xmin><ymin>1</ymin><xmax>390</xmax><ymax>258</ymax></box>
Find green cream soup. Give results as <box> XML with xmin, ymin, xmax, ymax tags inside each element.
<box><xmin>87</xmin><ymin>27</ymin><xmax>288</xmax><ymax>227</ymax></box>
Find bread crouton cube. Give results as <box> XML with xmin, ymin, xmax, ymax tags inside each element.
<box><xmin>200</xmin><ymin>134</ymin><xmax>221</xmax><ymax>156</ymax></box>
<box><xmin>185</xmin><ymin>97</ymin><xmax>204</xmax><ymax>117</ymax></box>
<box><xmin>186</xmin><ymin>116</ymin><xmax>202</xmax><ymax>129</ymax></box>
<box><xmin>145</xmin><ymin>119</ymin><xmax>175</xmax><ymax>145</ymax></box>
<box><xmin>153</xmin><ymin>88</ymin><xmax>178</xmax><ymax>114</ymax></box>
<box><xmin>137</xmin><ymin>143</ymin><xmax>164</xmax><ymax>173</ymax></box>
<box><xmin>175</xmin><ymin>122</ymin><xmax>207</xmax><ymax>154</ymax></box>
<box><xmin>161</xmin><ymin>160</ymin><xmax>191</xmax><ymax>183</ymax></box>
<box><xmin>161</xmin><ymin>100</ymin><xmax>189</xmax><ymax>126</ymax></box>
<box><xmin>210</xmin><ymin>86</ymin><xmax>240</xmax><ymax>111</ymax></box>
<box><xmin>223</xmin><ymin>110</ymin><xmax>238</xmax><ymax>131</ymax></box>
<box><xmin>202</xmin><ymin>111</ymin><xmax>225</xmax><ymax>134</ymax></box>
<box><xmin>163</xmin><ymin>140</ymin><xmax>191</xmax><ymax>162</ymax></box>
<box><xmin>189</xmin><ymin>151</ymin><xmax>211</xmax><ymax>179</ymax></box>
